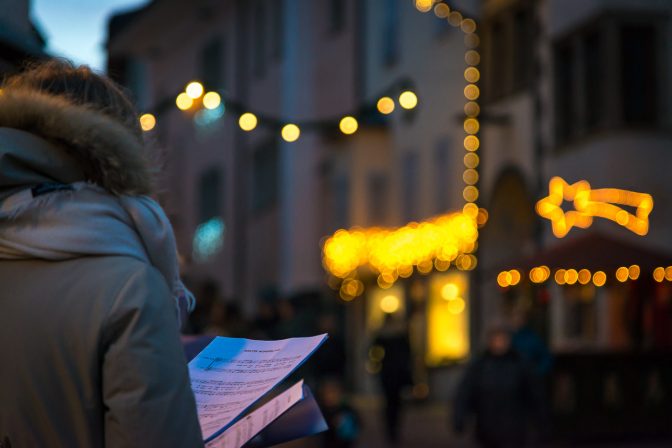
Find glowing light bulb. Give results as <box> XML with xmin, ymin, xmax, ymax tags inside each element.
<box><xmin>176</xmin><ymin>93</ymin><xmax>193</xmax><ymax>110</ymax></box>
<box><xmin>377</xmin><ymin>96</ymin><xmax>395</xmax><ymax>114</ymax></box>
<box><xmin>380</xmin><ymin>295</ymin><xmax>400</xmax><ymax>313</ymax></box>
<box><xmin>339</xmin><ymin>116</ymin><xmax>358</xmax><ymax>135</ymax></box>
<box><xmin>399</xmin><ymin>91</ymin><xmax>418</xmax><ymax>110</ymax></box>
<box><xmin>202</xmin><ymin>91</ymin><xmax>221</xmax><ymax>109</ymax></box>
<box><xmin>281</xmin><ymin>124</ymin><xmax>300</xmax><ymax>142</ymax></box>
<box><xmin>139</xmin><ymin>113</ymin><xmax>156</xmax><ymax>131</ymax></box>
<box><xmin>185</xmin><ymin>81</ymin><xmax>204</xmax><ymax>99</ymax></box>
<box><xmin>239</xmin><ymin>112</ymin><xmax>258</xmax><ymax>131</ymax></box>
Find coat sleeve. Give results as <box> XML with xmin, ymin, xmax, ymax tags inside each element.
<box><xmin>101</xmin><ymin>264</ymin><xmax>204</xmax><ymax>448</ymax></box>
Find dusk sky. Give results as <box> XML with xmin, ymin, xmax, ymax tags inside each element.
<box><xmin>31</xmin><ymin>0</ymin><xmax>150</xmax><ymax>72</ymax></box>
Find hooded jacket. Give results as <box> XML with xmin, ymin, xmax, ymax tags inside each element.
<box><xmin>0</xmin><ymin>89</ymin><xmax>204</xmax><ymax>447</ymax></box>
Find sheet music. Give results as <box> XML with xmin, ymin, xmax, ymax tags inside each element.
<box><xmin>205</xmin><ymin>380</ymin><xmax>305</xmax><ymax>448</ymax></box>
<box><xmin>189</xmin><ymin>334</ymin><xmax>326</xmax><ymax>441</ymax></box>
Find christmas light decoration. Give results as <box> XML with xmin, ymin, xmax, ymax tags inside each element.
<box><xmin>536</xmin><ymin>177</ymin><xmax>654</xmax><ymax>238</ymax></box>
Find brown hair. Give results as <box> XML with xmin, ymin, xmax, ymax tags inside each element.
<box><xmin>3</xmin><ymin>58</ymin><xmax>142</xmax><ymax>142</ymax></box>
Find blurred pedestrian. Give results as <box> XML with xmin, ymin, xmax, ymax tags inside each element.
<box><xmin>511</xmin><ymin>310</ymin><xmax>553</xmax><ymax>376</ymax></box>
<box><xmin>0</xmin><ymin>60</ymin><xmax>202</xmax><ymax>446</ymax></box>
<box><xmin>453</xmin><ymin>325</ymin><xmax>542</xmax><ymax>448</ymax></box>
<box><xmin>372</xmin><ymin>314</ymin><xmax>412</xmax><ymax>445</ymax></box>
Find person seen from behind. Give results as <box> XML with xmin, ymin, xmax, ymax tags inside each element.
<box><xmin>453</xmin><ymin>325</ymin><xmax>542</xmax><ymax>448</ymax></box>
<box><xmin>0</xmin><ymin>60</ymin><xmax>203</xmax><ymax>447</ymax></box>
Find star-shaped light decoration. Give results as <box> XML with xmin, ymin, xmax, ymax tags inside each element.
<box><xmin>536</xmin><ymin>177</ymin><xmax>654</xmax><ymax>238</ymax></box>
<box><xmin>536</xmin><ymin>177</ymin><xmax>593</xmax><ymax>238</ymax></box>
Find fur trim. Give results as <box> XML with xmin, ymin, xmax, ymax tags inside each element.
<box><xmin>0</xmin><ymin>88</ymin><xmax>153</xmax><ymax>195</ymax></box>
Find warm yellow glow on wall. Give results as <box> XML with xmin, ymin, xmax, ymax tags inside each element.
<box><xmin>322</xmin><ymin>211</ymin><xmax>479</xmax><ymax>284</ymax></box>
<box><xmin>399</xmin><ymin>91</ymin><xmax>418</xmax><ymax>109</ymax></box>
<box><xmin>202</xmin><ymin>91</ymin><xmax>221</xmax><ymax>109</ymax></box>
<box><xmin>339</xmin><ymin>116</ymin><xmax>358</xmax><ymax>135</ymax></box>
<box><xmin>176</xmin><ymin>92</ymin><xmax>193</xmax><ymax>110</ymax></box>
<box><xmin>377</xmin><ymin>96</ymin><xmax>395</xmax><ymax>114</ymax></box>
<box><xmin>427</xmin><ymin>272</ymin><xmax>470</xmax><ymax>365</ymax></box>
<box><xmin>185</xmin><ymin>81</ymin><xmax>204</xmax><ymax>99</ymax></box>
<box><xmin>139</xmin><ymin>113</ymin><xmax>156</xmax><ymax>131</ymax></box>
<box><xmin>281</xmin><ymin>124</ymin><xmax>301</xmax><ymax>142</ymax></box>
<box><xmin>537</xmin><ymin>177</ymin><xmax>654</xmax><ymax>238</ymax></box>
<box><xmin>239</xmin><ymin>112</ymin><xmax>258</xmax><ymax>131</ymax></box>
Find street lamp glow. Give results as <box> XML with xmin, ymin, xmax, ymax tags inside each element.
<box><xmin>281</xmin><ymin>124</ymin><xmax>300</xmax><ymax>142</ymax></box>
<box><xmin>339</xmin><ymin>116</ymin><xmax>358</xmax><ymax>135</ymax></box>
<box><xmin>139</xmin><ymin>113</ymin><xmax>156</xmax><ymax>132</ymax></box>
<box><xmin>239</xmin><ymin>112</ymin><xmax>258</xmax><ymax>131</ymax></box>
<box><xmin>399</xmin><ymin>91</ymin><xmax>418</xmax><ymax>110</ymax></box>
<box><xmin>377</xmin><ymin>96</ymin><xmax>395</xmax><ymax>114</ymax></box>
<box><xmin>202</xmin><ymin>91</ymin><xmax>221</xmax><ymax>110</ymax></box>
<box><xmin>176</xmin><ymin>93</ymin><xmax>193</xmax><ymax>110</ymax></box>
<box><xmin>185</xmin><ymin>81</ymin><xmax>204</xmax><ymax>99</ymax></box>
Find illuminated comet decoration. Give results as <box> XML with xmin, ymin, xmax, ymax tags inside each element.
<box><xmin>322</xmin><ymin>210</ymin><xmax>486</xmax><ymax>299</ymax></box>
<box><xmin>536</xmin><ymin>177</ymin><xmax>653</xmax><ymax>238</ymax></box>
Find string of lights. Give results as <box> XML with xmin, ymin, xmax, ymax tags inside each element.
<box><xmin>497</xmin><ymin>264</ymin><xmax>672</xmax><ymax>288</ymax></box>
<box><xmin>321</xmin><ymin>1</ymin><xmax>484</xmax><ymax>299</ymax></box>
<box><xmin>138</xmin><ymin>78</ymin><xmax>421</xmax><ymax>141</ymax></box>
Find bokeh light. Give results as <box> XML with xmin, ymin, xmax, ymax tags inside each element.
<box><xmin>239</xmin><ymin>112</ymin><xmax>258</xmax><ymax>131</ymax></box>
<box><xmin>202</xmin><ymin>91</ymin><xmax>221</xmax><ymax>110</ymax></box>
<box><xmin>339</xmin><ymin>116</ymin><xmax>358</xmax><ymax>135</ymax></box>
<box><xmin>139</xmin><ymin>113</ymin><xmax>156</xmax><ymax>132</ymax></box>
<box><xmin>399</xmin><ymin>91</ymin><xmax>418</xmax><ymax>109</ymax></box>
<box><xmin>377</xmin><ymin>96</ymin><xmax>395</xmax><ymax>114</ymax></box>
<box><xmin>185</xmin><ymin>81</ymin><xmax>204</xmax><ymax>99</ymax></box>
<box><xmin>281</xmin><ymin>124</ymin><xmax>301</xmax><ymax>142</ymax></box>
<box><xmin>176</xmin><ymin>92</ymin><xmax>193</xmax><ymax>110</ymax></box>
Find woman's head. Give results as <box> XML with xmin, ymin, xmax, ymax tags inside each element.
<box><xmin>0</xmin><ymin>59</ymin><xmax>153</xmax><ymax>195</ymax></box>
<box><xmin>3</xmin><ymin>59</ymin><xmax>142</xmax><ymax>142</ymax></box>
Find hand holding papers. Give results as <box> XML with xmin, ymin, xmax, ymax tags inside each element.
<box><xmin>188</xmin><ymin>334</ymin><xmax>328</xmax><ymax>444</ymax></box>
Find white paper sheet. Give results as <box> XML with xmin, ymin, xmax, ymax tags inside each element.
<box><xmin>189</xmin><ymin>334</ymin><xmax>326</xmax><ymax>441</ymax></box>
<box><xmin>205</xmin><ymin>380</ymin><xmax>305</xmax><ymax>448</ymax></box>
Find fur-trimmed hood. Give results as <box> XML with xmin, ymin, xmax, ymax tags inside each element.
<box><xmin>0</xmin><ymin>88</ymin><xmax>153</xmax><ymax>195</ymax></box>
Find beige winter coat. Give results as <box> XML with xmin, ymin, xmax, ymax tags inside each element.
<box><xmin>0</xmin><ymin>90</ymin><xmax>203</xmax><ymax>447</ymax></box>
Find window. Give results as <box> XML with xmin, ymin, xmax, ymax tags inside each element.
<box><xmin>381</xmin><ymin>0</ymin><xmax>399</xmax><ymax>66</ymax></box>
<box><xmin>583</xmin><ymin>31</ymin><xmax>602</xmax><ymax>128</ymax></box>
<box><xmin>513</xmin><ymin>8</ymin><xmax>534</xmax><ymax>89</ymax></box>
<box><xmin>253</xmin><ymin>1</ymin><xmax>266</xmax><ymax>76</ymax></box>
<box><xmin>482</xmin><ymin>1</ymin><xmax>535</xmax><ymax>101</ymax></box>
<box><xmin>620</xmin><ymin>24</ymin><xmax>657</xmax><ymax>125</ymax></box>
<box><xmin>434</xmin><ymin>138</ymin><xmax>450</xmax><ymax>213</ymax></box>
<box><xmin>198</xmin><ymin>168</ymin><xmax>222</xmax><ymax>222</ymax></box>
<box><xmin>555</xmin><ymin>44</ymin><xmax>575</xmax><ymax>143</ymax></box>
<box><xmin>200</xmin><ymin>37</ymin><xmax>224</xmax><ymax>90</ymax></box>
<box><xmin>329</xmin><ymin>0</ymin><xmax>346</xmax><ymax>33</ymax></box>
<box><xmin>402</xmin><ymin>151</ymin><xmax>419</xmax><ymax>222</ymax></box>
<box><xmin>367</xmin><ymin>172</ymin><xmax>388</xmax><ymax>225</ymax></box>
<box><xmin>252</xmin><ymin>140</ymin><xmax>279</xmax><ymax>212</ymax></box>
<box><xmin>553</xmin><ymin>15</ymin><xmax>663</xmax><ymax>147</ymax></box>
<box><xmin>271</xmin><ymin>0</ymin><xmax>284</xmax><ymax>59</ymax></box>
